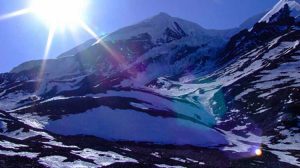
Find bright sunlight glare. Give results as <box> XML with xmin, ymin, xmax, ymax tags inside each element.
<box><xmin>0</xmin><ymin>0</ymin><xmax>101</xmax><ymax>71</ymax></box>
<box><xmin>255</xmin><ymin>149</ymin><xmax>263</xmax><ymax>157</ymax></box>
<box><xmin>30</xmin><ymin>0</ymin><xmax>88</xmax><ymax>29</ymax></box>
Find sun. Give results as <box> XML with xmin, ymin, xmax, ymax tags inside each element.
<box><xmin>255</xmin><ymin>149</ymin><xmax>263</xmax><ymax>156</ymax></box>
<box><xmin>0</xmin><ymin>0</ymin><xmax>101</xmax><ymax>73</ymax></box>
<box><xmin>30</xmin><ymin>0</ymin><xmax>88</xmax><ymax>29</ymax></box>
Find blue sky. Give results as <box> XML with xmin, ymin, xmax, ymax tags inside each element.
<box><xmin>0</xmin><ymin>0</ymin><xmax>277</xmax><ymax>72</ymax></box>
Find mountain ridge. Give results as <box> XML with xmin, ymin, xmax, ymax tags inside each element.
<box><xmin>10</xmin><ymin>11</ymin><xmax>268</xmax><ymax>74</ymax></box>
<box><xmin>260</xmin><ymin>0</ymin><xmax>300</xmax><ymax>22</ymax></box>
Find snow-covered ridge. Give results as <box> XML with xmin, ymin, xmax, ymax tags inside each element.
<box><xmin>106</xmin><ymin>12</ymin><xmax>228</xmax><ymax>43</ymax></box>
<box><xmin>9</xmin><ymin>12</ymin><xmax>263</xmax><ymax>77</ymax></box>
<box><xmin>260</xmin><ymin>0</ymin><xmax>300</xmax><ymax>22</ymax></box>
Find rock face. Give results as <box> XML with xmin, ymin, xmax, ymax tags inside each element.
<box><xmin>0</xmin><ymin>2</ymin><xmax>300</xmax><ymax>167</ymax></box>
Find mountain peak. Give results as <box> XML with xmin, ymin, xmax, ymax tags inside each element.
<box><xmin>260</xmin><ymin>0</ymin><xmax>300</xmax><ymax>22</ymax></box>
<box><xmin>155</xmin><ymin>12</ymin><xmax>171</xmax><ymax>18</ymax></box>
<box><xmin>146</xmin><ymin>12</ymin><xmax>173</xmax><ymax>23</ymax></box>
<box><xmin>143</xmin><ymin>12</ymin><xmax>175</xmax><ymax>24</ymax></box>
<box><xmin>106</xmin><ymin>12</ymin><xmax>214</xmax><ymax>43</ymax></box>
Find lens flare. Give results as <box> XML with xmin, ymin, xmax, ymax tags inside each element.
<box><xmin>0</xmin><ymin>8</ymin><xmax>31</xmax><ymax>21</ymax></box>
<box><xmin>78</xmin><ymin>20</ymin><xmax>125</xmax><ymax>64</ymax></box>
<box><xmin>255</xmin><ymin>149</ymin><xmax>262</xmax><ymax>156</ymax></box>
<box><xmin>0</xmin><ymin>0</ymin><xmax>103</xmax><ymax>83</ymax></box>
<box><xmin>35</xmin><ymin>25</ymin><xmax>57</xmax><ymax>93</ymax></box>
<box><xmin>79</xmin><ymin>20</ymin><xmax>100</xmax><ymax>41</ymax></box>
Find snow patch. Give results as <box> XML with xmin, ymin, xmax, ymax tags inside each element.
<box><xmin>39</xmin><ymin>155</ymin><xmax>96</xmax><ymax>168</ymax></box>
<box><xmin>270</xmin><ymin>151</ymin><xmax>300</xmax><ymax>167</ymax></box>
<box><xmin>0</xmin><ymin>141</ymin><xmax>27</xmax><ymax>149</ymax></box>
<box><xmin>155</xmin><ymin>164</ymin><xmax>186</xmax><ymax>168</ymax></box>
<box><xmin>0</xmin><ymin>150</ymin><xmax>38</xmax><ymax>159</ymax></box>
<box><xmin>71</xmin><ymin>148</ymin><xmax>138</xmax><ymax>166</ymax></box>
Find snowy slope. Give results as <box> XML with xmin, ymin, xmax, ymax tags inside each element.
<box><xmin>57</xmin><ymin>39</ymin><xmax>98</xmax><ymax>58</ymax></box>
<box><xmin>260</xmin><ymin>0</ymin><xmax>300</xmax><ymax>22</ymax></box>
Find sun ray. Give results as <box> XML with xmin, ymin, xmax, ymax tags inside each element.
<box><xmin>79</xmin><ymin>20</ymin><xmax>113</xmax><ymax>55</ymax></box>
<box><xmin>78</xmin><ymin>20</ymin><xmax>100</xmax><ymax>41</ymax></box>
<box><xmin>43</xmin><ymin>26</ymin><xmax>56</xmax><ymax>60</ymax></box>
<box><xmin>79</xmin><ymin>20</ymin><xmax>127</xmax><ymax>65</ymax></box>
<box><xmin>35</xmin><ymin>25</ymin><xmax>56</xmax><ymax>93</ymax></box>
<box><xmin>0</xmin><ymin>8</ymin><xmax>31</xmax><ymax>21</ymax></box>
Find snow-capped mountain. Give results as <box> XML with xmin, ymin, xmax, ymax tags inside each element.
<box><xmin>7</xmin><ymin>13</ymin><xmax>230</xmax><ymax>97</ymax></box>
<box><xmin>0</xmin><ymin>1</ymin><xmax>300</xmax><ymax>167</ymax></box>
<box><xmin>107</xmin><ymin>12</ymin><xmax>229</xmax><ymax>43</ymax></box>
<box><xmin>260</xmin><ymin>0</ymin><xmax>300</xmax><ymax>22</ymax></box>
